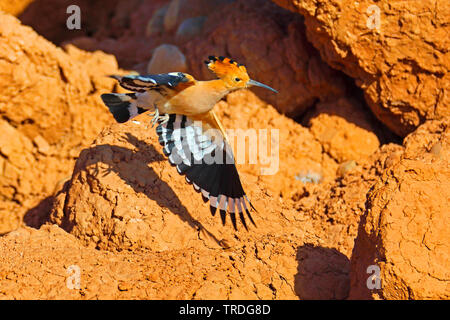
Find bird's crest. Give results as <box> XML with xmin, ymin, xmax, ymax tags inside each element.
<box><xmin>204</xmin><ymin>56</ymin><xmax>249</xmax><ymax>82</ymax></box>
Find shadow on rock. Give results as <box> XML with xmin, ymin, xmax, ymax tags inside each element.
<box><xmin>74</xmin><ymin>133</ymin><xmax>219</xmax><ymax>245</ymax></box>
<box><xmin>24</xmin><ymin>133</ymin><xmax>222</xmax><ymax>247</ymax></box>
<box><xmin>23</xmin><ymin>196</ymin><xmax>55</xmax><ymax>229</ymax></box>
<box><xmin>295</xmin><ymin>245</ymin><xmax>350</xmax><ymax>300</ymax></box>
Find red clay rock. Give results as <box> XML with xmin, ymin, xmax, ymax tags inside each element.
<box><xmin>0</xmin><ymin>221</ymin><xmax>346</xmax><ymax>299</ymax></box>
<box><xmin>292</xmin><ymin>143</ymin><xmax>404</xmax><ymax>258</ymax></box>
<box><xmin>0</xmin><ymin>12</ymin><xmax>120</xmax><ymax>234</ymax></box>
<box><xmin>0</xmin><ymin>0</ymin><xmax>33</xmax><ymax>16</ymax></box>
<box><xmin>0</xmin><ymin>224</ymin><xmax>281</xmax><ymax>299</ymax></box>
<box><xmin>272</xmin><ymin>0</ymin><xmax>450</xmax><ymax>137</ymax></box>
<box><xmin>308</xmin><ymin>112</ymin><xmax>380</xmax><ymax>163</ymax></box>
<box><xmin>0</xmin><ymin>0</ymin><xmax>445</xmax><ymax>301</ymax></box>
<box><xmin>294</xmin><ymin>245</ymin><xmax>350</xmax><ymax>300</ymax></box>
<box><xmin>20</xmin><ymin>0</ymin><xmax>168</xmax><ymax>69</ymax></box>
<box><xmin>349</xmin><ymin>119</ymin><xmax>450</xmax><ymax>299</ymax></box>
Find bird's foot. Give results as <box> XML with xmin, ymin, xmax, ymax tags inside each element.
<box><xmin>158</xmin><ymin>113</ymin><xmax>170</xmax><ymax>126</ymax></box>
<box><xmin>148</xmin><ymin>108</ymin><xmax>169</xmax><ymax>127</ymax></box>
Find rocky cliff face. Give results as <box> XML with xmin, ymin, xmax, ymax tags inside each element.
<box><xmin>0</xmin><ymin>0</ymin><xmax>448</xmax><ymax>300</ymax></box>
<box><xmin>272</xmin><ymin>0</ymin><xmax>450</xmax><ymax>137</ymax></box>
<box><xmin>350</xmin><ymin>119</ymin><xmax>449</xmax><ymax>299</ymax></box>
<box><xmin>0</xmin><ymin>12</ymin><xmax>123</xmax><ymax>234</ymax></box>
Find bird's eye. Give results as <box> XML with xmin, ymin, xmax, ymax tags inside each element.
<box><xmin>234</xmin><ymin>77</ymin><xmax>241</xmax><ymax>82</ymax></box>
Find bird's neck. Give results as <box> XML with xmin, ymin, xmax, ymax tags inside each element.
<box><xmin>174</xmin><ymin>79</ymin><xmax>233</xmax><ymax>115</ymax></box>
<box><xmin>202</xmin><ymin>79</ymin><xmax>232</xmax><ymax>101</ymax></box>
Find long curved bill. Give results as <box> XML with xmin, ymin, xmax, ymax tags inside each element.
<box><xmin>248</xmin><ymin>79</ymin><xmax>278</xmax><ymax>93</ymax></box>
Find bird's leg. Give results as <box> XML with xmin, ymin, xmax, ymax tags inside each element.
<box><xmin>148</xmin><ymin>106</ymin><xmax>169</xmax><ymax>127</ymax></box>
<box><xmin>148</xmin><ymin>105</ymin><xmax>159</xmax><ymax>119</ymax></box>
<box><xmin>148</xmin><ymin>106</ymin><xmax>159</xmax><ymax>127</ymax></box>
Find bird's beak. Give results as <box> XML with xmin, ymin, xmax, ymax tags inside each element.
<box><xmin>247</xmin><ymin>79</ymin><xmax>278</xmax><ymax>93</ymax></box>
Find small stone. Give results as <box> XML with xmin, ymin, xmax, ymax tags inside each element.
<box><xmin>118</xmin><ymin>281</ymin><xmax>131</xmax><ymax>291</ymax></box>
<box><xmin>164</xmin><ymin>0</ymin><xmax>182</xmax><ymax>32</ymax></box>
<box><xmin>33</xmin><ymin>135</ymin><xmax>50</xmax><ymax>155</ymax></box>
<box><xmin>175</xmin><ymin>16</ymin><xmax>206</xmax><ymax>41</ymax></box>
<box><xmin>430</xmin><ymin>142</ymin><xmax>442</xmax><ymax>158</ymax></box>
<box><xmin>295</xmin><ymin>170</ymin><xmax>322</xmax><ymax>184</ymax></box>
<box><xmin>146</xmin><ymin>5</ymin><xmax>168</xmax><ymax>37</ymax></box>
<box><xmin>164</xmin><ymin>0</ymin><xmax>235</xmax><ymax>33</ymax></box>
<box><xmin>337</xmin><ymin>160</ymin><xmax>357</xmax><ymax>176</ymax></box>
<box><xmin>147</xmin><ymin>44</ymin><xmax>187</xmax><ymax>74</ymax></box>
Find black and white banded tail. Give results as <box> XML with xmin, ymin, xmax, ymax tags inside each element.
<box><xmin>101</xmin><ymin>93</ymin><xmax>147</xmax><ymax>123</ymax></box>
<box><xmin>156</xmin><ymin>114</ymin><xmax>256</xmax><ymax>230</ymax></box>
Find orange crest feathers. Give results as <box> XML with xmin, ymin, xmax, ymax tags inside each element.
<box><xmin>204</xmin><ymin>56</ymin><xmax>249</xmax><ymax>81</ymax></box>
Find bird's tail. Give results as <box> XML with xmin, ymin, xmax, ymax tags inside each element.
<box><xmin>100</xmin><ymin>93</ymin><xmax>146</xmax><ymax>123</ymax></box>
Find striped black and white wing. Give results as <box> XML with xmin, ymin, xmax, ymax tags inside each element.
<box><xmin>110</xmin><ymin>72</ymin><xmax>191</xmax><ymax>93</ymax></box>
<box><xmin>156</xmin><ymin>114</ymin><xmax>256</xmax><ymax>230</ymax></box>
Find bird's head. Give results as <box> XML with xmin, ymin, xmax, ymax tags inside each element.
<box><xmin>205</xmin><ymin>56</ymin><xmax>278</xmax><ymax>93</ymax></box>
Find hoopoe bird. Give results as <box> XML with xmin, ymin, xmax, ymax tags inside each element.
<box><xmin>101</xmin><ymin>56</ymin><xmax>277</xmax><ymax>230</ymax></box>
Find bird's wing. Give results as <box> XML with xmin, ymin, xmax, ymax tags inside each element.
<box><xmin>155</xmin><ymin>110</ymin><xmax>256</xmax><ymax>230</ymax></box>
<box><xmin>110</xmin><ymin>72</ymin><xmax>195</xmax><ymax>95</ymax></box>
